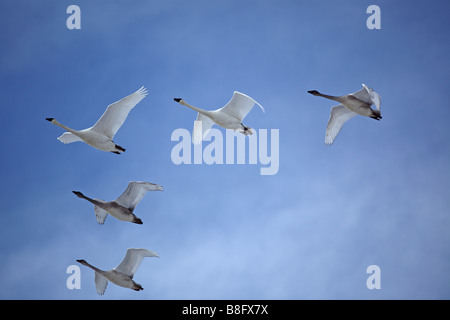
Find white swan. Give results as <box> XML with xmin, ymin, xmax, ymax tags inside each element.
<box><xmin>46</xmin><ymin>86</ymin><xmax>148</xmax><ymax>154</ymax></box>
<box><xmin>308</xmin><ymin>84</ymin><xmax>381</xmax><ymax>145</ymax></box>
<box><xmin>77</xmin><ymin>248</ymin><xmax>159</xmax><ymax>295</ymax></box>
<box><xmin>174</xmin><ymin>91</ymin><xmax>265</xmax><ymax>145</ymax></box>
<box><xmin>73</xmin><ymin>181</ymin><xmax>163</xmax><ymax>225</ymax></box>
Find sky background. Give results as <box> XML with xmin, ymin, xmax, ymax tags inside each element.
<box><xmin>0</xmin><ymin>0</ymin><xmax>449</xmax><ymax>300</ymax></box>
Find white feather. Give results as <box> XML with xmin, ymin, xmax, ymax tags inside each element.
<box><xmin>115</xmin><ymin>181</ymin><xmax>163</xmax><ymax>211</ymax></box>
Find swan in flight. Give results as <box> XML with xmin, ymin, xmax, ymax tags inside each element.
<box><xmin>77</xmin><ymin>248</ymin><xmax>159</xmax><ymax>295</ymax></box>
<box><xmin>73</xmin><ymin>181</ymin><xmax>163</xmax><ymax>225</ymax></box>
<box><xmin>308</xmin><ymin>84</ymin><xmax>381</xmax><ymax>145</ymax></box>
<box><xmin>174</xmin><ymin>91</ymin><xmax>265</xmax><ymax>145</ymax></box>
<box><xmin>46</xmin><ymin>86</ymin><xmax>148</xmax><ymax>154</ymax></box>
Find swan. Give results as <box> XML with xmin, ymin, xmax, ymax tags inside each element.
<box><xmin>46</xmin><ymin>86</ymin><xmax>148</xmax><ymax>154</ymax></box>
<box><xmin>308</xmin><ymin>84</ymin><xmax>381</xmax><ymax>145</ymax></box>
<box><xmin>77</xmin><ymin>248</ymin><xmax>159</xmax><ymax>295</ymax></box>
<box><xmin>72</xmin><ymin>181</ymin><xmax>163</xmax><ymax>225</ymax></box>
<box><xmin>174</xmin><ymin>91</ymin><xmax>265</xmax><ymax>145</ymax></box>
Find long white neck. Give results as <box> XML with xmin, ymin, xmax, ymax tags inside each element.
<box><xmin>315</xmin><ymin>93</ymin><xmax>344</xmax><ymax>103</ymax></box>
<box><xmin>180</xmin><ymin>100</ymin><xmax>209</xmax><ymax>115</ymax></box>
<box><xmin>51</xmin><ymin>120</ymin><xmax>80</xmax><ymax>135</ymax></box>
<box><xmin>77</xmin><ymin>193</ymin><xmax>104</xmax><ymax>207</ymax></box>
<box><xmin>81</xmin><ymin>261</ymin><xmax>104</xmax><ymax>274</ymax></box>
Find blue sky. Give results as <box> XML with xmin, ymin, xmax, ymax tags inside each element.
<box><xmin>0</xmin><ymin>0</ymin><xmax>449</xmax><ymax>299</ymax></box>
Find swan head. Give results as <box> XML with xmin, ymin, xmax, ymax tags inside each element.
<box><xmin>307</xmin><ymin>90</ymin><xmax>321</xmax><ymax>96</ymax></box>
<box><xmin>76</xmin><ymin>259</ymin><xmax>88</xmax><ymax>265</ymax></box>
<box><xmin>174</xmin><ymin>98</ymin><xmax>193</xmax><ymax>108</ymax></box>
<box><xmin>72</xmin><ymin>191</ymin><xmax>84</xmax><ymax>198</ymax></box>
<box><xmin>46</xmin><ymin>118</ymin><xmax>62</xmax><ymax>126</ymax></box>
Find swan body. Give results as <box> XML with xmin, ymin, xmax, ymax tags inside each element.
<box><xmin>77</xmin><ymin>248</ymin><xmax>159</xmax><ymax>295</ymax></box>
<box><xmin>73</xmin><ymin>181</ymin><xmax>163</xmax><ymax>225</ymax></box>
<box><xmin>174</xmin><ymin>91</ymin><xmax>264</xmax><ymax>145</ymax></box>
<box><xmin>46</xmin><ymin>86</ymin><xmax>148</xmax><ymax>154</ymax></box>
<box><xmin>308</xmin><ymin>84</ymin><xmax>381</xmax><ymax>145</ymax></box>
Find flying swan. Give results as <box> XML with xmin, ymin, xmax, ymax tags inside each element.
<box><xmin>77</xmin><ymin>248</ymin><xmax>159</xmax><ymax>295</ymax></box>
<box><xmin>174</xmin><ymin>91</ymin><xmax>265</xmax><ymax>145</ymax></box>
<box><xmin>73</xmin><ymin>181</ymin><xmax>163</xmax><ymax>225</ymax></box>
<box><xmin>46</xmin><ymin>86</ymin><xmax>148</xmax><ymax>154</ymax></box>
<box><xmin>308</xmin><ymin>84</ymin><xmax>381</xmax><ymax>145</ymax></box>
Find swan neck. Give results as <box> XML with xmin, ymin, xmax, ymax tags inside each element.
<box><xmin>182</xmin><ymin>101</ymin><xmax>206</xmax><ymax>114</ymax></box>
<box><xmin>78</xmin><ymin>194</ymin><xmax>103</xmax><ymax>207</ymax></box>
<box><xmin>316</xmin><ymin>93</ymin><xmax>342</xmax><ymax>102</ymax></box>
<box><xmin>83</xmin><ymin>261</ymin><xmax>103</xmax><ymax>273</ymax></box>
<box><xmin>53</xmin><ymin>120</ymin><xmax>79</xmax><ymax>135</ymax></box>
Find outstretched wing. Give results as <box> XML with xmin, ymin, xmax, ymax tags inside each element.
<box><xmin>193</xmin><ymin>113</ymin><xmax>215</xmax><ymax>145</ymax></box>
<box><xmin>114</xmin><ymin>248</ymin><xmax>159</xmax><ymax>279</ymax></box>
<box><xmin>94</xmin><ymin>271</ymin><xmax>108</xmax><ymax>295</ymax></box>
<box><xmin>90</xmin><ymin>86</ymin><xmax>148</xmax><ymax>139</ymax></box>
<box><xmin>350</xmin><ymin>85</ymin><xmax>372</xmax><ymax>105</ymax></box>
<box><xmin>57</xmin><ymin>132</ymin><xmax>83</xmax><ymax>144</ymax></box>
<box><xmin>325</xmin><ymin>105</ymin><xmax>357</xmax><ymax>145</ymax></box>
<box><xmin>362</xmin><ymin>84</ymin><xmax>381</xmax><ymax>111</ymax></box>
<box><xmin>218</xmin><ymin>91</ymin><xmax>264</xmax><ymax>122</ymax></box>
<box><xmin>115</xmin><ymin>181</ymin><xmax>163</xmax><ymax>211</ymax></box>
<box><xmin>350</xmin><ymin>84</ymin><xmax>381</xmax><ymax>111</ymax></box>
<box><xmin>93</xmin><ymin>199</ymin><xmax>108</xmax><ymax>225</ymax></box>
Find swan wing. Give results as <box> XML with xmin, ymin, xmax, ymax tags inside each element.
<box><xmin>362</xmin><ymin>84</ymin><xmax>381</xmax><ymax>111</ymax></box>
<box><xmin>115</xmin><ymin>181</ymin><xmax>163</xmax><ymax>211</ymax></box>
<box><xmin>193</xmin><ymin>113</ymin><xmax>214</xmax><ymax>145</ymax></box>
<box><xmin>93</xmin><ymin>199</ymin><xmax>108</xmax><ymax>225</ymax></box>
<box><xmin>114</xmin><ymin>248</ymin><xmax>159</xmax><ymax>278</ymax></box>
<box><xmin>350</xmin><ymin>85</ymin><xmax>372</xmax><ymax>105</ymax></box>
<box><xmin>218</xmin><ymin>91</ymin><xmax>264</xmax><ymax>122</ymax></box>
<box><xmin>90</xmin><ymin>86</ymin><xmax>148</xmax><ymax>139</ymax></box>
<box><xmin>325</xmin><ymin>105</ymin><xmax>357</xmax><ymax>145</ymax></box>
<box><xmin>57</xmin><ymin>132</ymin><xmax>83</xmax><ymax>144</ymax></box>
<box><xmin>94</xmin><ymin>271</ymin><xmax>108</xmax><ymax>295</ymax></box>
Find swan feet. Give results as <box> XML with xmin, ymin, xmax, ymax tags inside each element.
<box><xmin>112</xmin><ymin>143</ymin><xmax>126</xmax><ymax>154</ymax></box>
<box><xmin>240</xmin><ymin>123</ymin><xmax>254</xmax><ymax>136</ymax></box>
<box><xmin>133</xmin><ymin>283</ymin><xmax>144</xmax><ymax>291</ymax></box>
<box><xmin>133</xmin><ymin>217</ymin><xmax>143</xmax><ymax>224</ymax></box>
<box><xmin>370</xmin><ymin>110</ymin><xmax>382</xmax><ymax>121</ymax></box>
